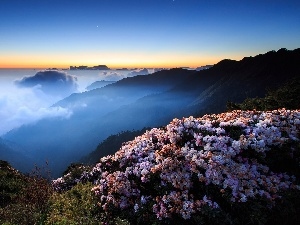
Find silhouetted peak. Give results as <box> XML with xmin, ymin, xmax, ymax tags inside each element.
<box><xmin>210</xmin><ymin>47</ymin><xmax>300</xmax><ymax>72</ymax></box>
<box><xmin>218</xmin><ymin>59</ymin><xmax>236</xmax><ymax>63</ymax></box>
<box><xmin>277</xmin><ymin>48</ymin><xmax>288</xmax><ymax>53</ymax></box>
<box><xmin>211</xmin><ymin>59</ymin><xmax>238</xmax><ymax>71</ymax></box>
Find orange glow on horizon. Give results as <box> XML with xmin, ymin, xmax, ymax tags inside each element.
<box><xmin>0</xmin><ymin>52</ymin><xmax>228</xmax><ymax>69</ymax></box>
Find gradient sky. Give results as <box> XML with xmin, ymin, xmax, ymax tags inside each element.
<box><xmin>1</xmin><ymin>0</ymin><xmax>300</xmax><ymax>68</ymax></box>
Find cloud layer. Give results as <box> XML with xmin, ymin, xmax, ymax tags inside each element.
<box><xmin>0</xmin><ymin>70</ymin><xmax>78</xmax><ymax>135</ymax></box>
<box><xmin>100</xmin><ymin>69</ymin><xmax>150</xmax><ymax>82</ymax></box>
<box><xmin>0</xmin><ymin>86</ymin><xmax>72</xmax><ymax>135</ymax></box>
<box><xmin>102</xmin><ymin>71</ymin><xmax>125</xmax><ymax>81</ymax></box>
<box><xmin>127</xmin><ymin>68</ymin><xmax>149</xmax><ymax>77</ymax></box>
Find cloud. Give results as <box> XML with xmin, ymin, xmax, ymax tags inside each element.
<box><xmin>0</xmin><ymin>85</ymin><xmax>72</xmax><ymax>135</ymax></box>
<box><xmin>97</xmin><ymin>69</ymin><xmax>150</xmax><ymax>82</ymax></box>
<box><xmin>101</xmin><ymin>71</ymin><xmax>126</xmax><ymax>81</ymax></box>
<box><xmin>10</xmin><ymin>106</ymin><xmax>72</xmax><ymax>124</ymax></box>
<box><xmin>153</xmin><ymin>68</ymin><xmax>165</xmax><ymax>73</ymax></box>
<box><xmin>127</xmin><ymin>68</ymin><xmax>149</xmax><ymax>77</ymax></box>
<box><xmin>15</xmin><ymin>70</ymin><xmax>78</xmax><ymax>97</ymax></box>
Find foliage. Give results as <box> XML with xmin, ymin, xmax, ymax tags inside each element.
<box><xmin>0</xmin><ymin>162</ymin><xmax>53</xmax><ymax>225</ymax></box>
<box><xmin>47</xmin><ymin>181</ymin><xmax>133</xmax><ymax>225</ymax></box>
<box><xmin>227</xmin><ymin>77</ymin><xmax>300</xmax><ymax>111</ymax></box>
<box><xmin>0</xmin><ymin>160</ymin><xmax>26</xmax><ymax>208</ymax></box>
<box><xmin>46</xmin><ymin>183</ymin><xmax>101</xmax><ymax>225</ymax></box>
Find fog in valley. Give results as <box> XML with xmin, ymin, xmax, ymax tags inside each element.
<box><xmin>0</xmin><ymin>68</ymin><xmax>152</xmax><ymax>136</ymax></box>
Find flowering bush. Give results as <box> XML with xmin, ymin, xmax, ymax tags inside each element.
<box><xmin>52</xmin><ymin>163</ymin><xmax>93</xmax><ymax>192</ymax></box>
<box><xmin>53</xmin><ymin>109</ymin><xmax>300</xmax><ymax>224</ymax></box>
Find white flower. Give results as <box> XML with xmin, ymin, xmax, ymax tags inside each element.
<box><xmin>134</xmin><ymin>203</ymin><xmax>139</xmax><ymax>212</ymax></box>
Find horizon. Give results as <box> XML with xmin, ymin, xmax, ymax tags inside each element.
<box><xmin>0</xmin><ymin>46</ymin><xmax>297</xmax><ymax>70</ymax></box>
<box><xmin>1</xmin><ymin>0</ymin><xmax>300</xmax><ymax>69</ymax></box>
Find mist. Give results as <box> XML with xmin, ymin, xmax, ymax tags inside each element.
<box><xmin>0</xmin><ymin>68</ymin><xmax>153</xmax><ymax>136</ymax></box>
<box><xmin>0</xmin><ymin>70</ymin><xmax>78</xmax><ymax>135</ymax></box>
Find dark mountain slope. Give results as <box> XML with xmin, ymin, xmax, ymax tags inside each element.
<box><xmin>0</xmin><ymin>138</ymin><xmax>32</xmax><ymax>172</ymax></box>
<box><xmin>94</xmin><ymin>48</ymin><xmax>300</xmax><ymax>130</ymax></box>
<box><xmin>179</xmin><ymin>48</ymin><xmax>300</xmax><ymax>115</ymax></box>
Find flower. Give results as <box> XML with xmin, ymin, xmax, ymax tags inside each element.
<box><xmin>52</xmin><ymin>109</ymin><xmax>300</xmax><ymax>220</ymax></box>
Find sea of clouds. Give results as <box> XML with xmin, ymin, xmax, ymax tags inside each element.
<box><xmin>0</xmin><ymin>68</ymin><xmax>153</xmax><ymax>135</ymax></box>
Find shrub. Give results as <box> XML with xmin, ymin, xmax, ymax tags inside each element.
<box><xmin>46</xmin><ymin>182</ymin><xmax>101</xmax><ymax>225</ymax></box>
<box><xmin>0</xmin><ymin>160</ymin><xmax>26</xmax><ymax>208</ymax></box>
<box><xmin>0</xmin><ymin>163</ymin><xmax>53</xmax><ymax>225</ymax></box>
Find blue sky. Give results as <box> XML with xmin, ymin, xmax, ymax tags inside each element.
<box><xmin>1</xmin><ymin>0</ymin><xmax>300</xmax><ymax>68</ymax></box>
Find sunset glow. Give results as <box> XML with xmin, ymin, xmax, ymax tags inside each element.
<box><xmin>0</xmin><ymin>51</ymin><xmax>225</xmax><ymax>69</ymax></box>
<box><xmin>1</xmin><ymin>0</ymin><xmax>299</xmax><ymax>69</ymax></box>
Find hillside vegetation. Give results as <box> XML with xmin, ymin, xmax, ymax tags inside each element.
<box><xmin>51</xmin><ymin>109</ymin><xmax>300</xmax><ymax>225</ymax></box>
<box><xmin>0</xmin><ymin>160</ymin><xmax>52</xmax><ymax>224</ymax></box>
<box><xmin>1</xmin><ymin>110</ymin><xmax>299</xmax><ymax>224</ymax></box>
<box><xmin>227</xmin><ymin>77</ymin><xmax>300</xmax><ymax>111</ymax></box>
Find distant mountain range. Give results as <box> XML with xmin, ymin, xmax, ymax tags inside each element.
<box><xmin>86</xmin><ymin>80</ymin><xmax>116</xmax><ymax>91</ymax></box>
<box><xmin>196</xmin><ymin>65</ymin><xmax>213</xmax><ymax>71</ymax></box>
<box><xmin>69</xmin><ymin>65</ymin><xmax>110</xmax><ymax>70</ymax></box>
<box><xmin>2</xmin><ymin>48</ymin><xmax>300</xmax><ymax>177</ymax></box>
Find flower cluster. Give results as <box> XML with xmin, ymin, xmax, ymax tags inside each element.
<box><xmin>53</xmin><ymin>109</ymin><xmax>300</xmax><ymax>221</ymax></box>
<box><xmin>52</xmin><ymin>164</ymin><xmax>92</xmax><ymax>192</ymax></box>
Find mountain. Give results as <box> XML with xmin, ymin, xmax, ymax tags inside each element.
<box><xmin>3</xmin><ymin>48</ymin><xmax>300</xmax><ymax>177</ymax></box>
<box><xmin>3</xmin><ymin>69</ymin><xmax>195</xmax><ymax>176</ymax></box>
<box><xmin>177</xmin><ymin>48</ymin><xmax>300</xmax><ymax>116</ymax></box>
<box><xmin>196</xmin><ymin>65</ymin><xmax>213</xmax><ymax>71</ymax></box>
<box><xmin>0</xmin><ymin>138</ymin><xmax>32</xmax><ymax>172</ymax></box>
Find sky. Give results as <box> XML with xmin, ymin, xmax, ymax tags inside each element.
<box><xmin>0</xmin><ymin>0</ymin><xmax>300</xmax><ymax>69</ymax></box>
